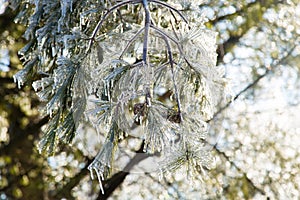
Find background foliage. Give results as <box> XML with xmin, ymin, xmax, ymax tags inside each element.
<box><xmin>1</xmin><ymin>0</ymin><xmax>300</xmax><ymax>199</ymax></box>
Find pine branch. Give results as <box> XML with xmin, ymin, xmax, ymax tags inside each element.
<box><xmin>159</xmin><ymin>33</ymin><xmax>182</xmax><ymax>121</ymax></box>
<box><xmin>55</xmin><ymin>16</ymin><xmax>297</xmax><ymax>200</ymax></box>
<box><xmin>149</xmin><ymin>25</ymin><xmax>193</xmax><ymax>68</ymax></box>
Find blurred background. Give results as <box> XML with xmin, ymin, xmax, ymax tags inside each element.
<box><xmin>1</xmin><ymin>0</ymin><xmax>300</xmax><ymax>199</ymax></box>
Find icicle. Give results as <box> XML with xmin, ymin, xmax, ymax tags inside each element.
<box><xmin>87</xmin><ymin>140</ymin><xmax>114</xmax><ymax>194</ymax></box>
<box><xmin>34</xmin><ymin>0</ymin><xmax>40</xmax><ymax>12</ymax></box>
<box><xmin>13</xmin><ymin>74</ymin><xmax>23</xmax><ymax>89</ymax></box>
<box><xmin>48</xmin><ymin>108</ymin><xmax>53</xmax><ymax>118</ymax></box>
<box><xmin>105</xmin><ymin>80</ymin><xmax>110</xmax><ymax>101</ymax></box>
<box><xmin>58</xmin><ymin>0</ymin><xmax>72</xmax><ymax>32</ymax></box>
<box><xmin>88</xmin><ymin>167</ymin><xmax>105</xmax><ymax>194</ymax></box>
<box><xmin>62</xmin><ymin>36</ymin><xmax>69</xmax><ymax>56</ymax></box>
<box><xmin>79</xmin><ymin>14</ymin><xmax>83</xmax><ymax>31</ymax></box>
<box><xmin>102</xmin><ymin>80</ymin><xmax>107</xmax><ymax>98</ymax></box>
<box><xmin>143</xmin><ymin>140</ymin><xmax>149</xmax><ymax>152</ymax></box>
<box><xmin>158</xmin><ymin>169</ymin><xmax>163</xmax><ymax>181</ymax></box>
<box><xmin>32</xmin><ymin>81</ymin><xmax>39</xmax><ymax>91</ymax></box>
<box><xmin>94</xmin><ymin>168</ymin><xmax>105</xmax><ymax>194</ymax></box>
<box><xmin>70</xmin><ymin>0</ymin><xmax>73</xmax><ymax>12</ymax></box>
<box><xmin>52</xmin><ymin>46</ymin><xmax>57</xmax><ymax>57</ymax></box>
<box><xmin>110</xmin><ymin>79</ymin><xmax>114</xmax><ymax>89</ymax></box>
<box><xmin>147</xmin><ymin>96</ymin><xmax>151</xmax><ymax>107</ymax></box>
<box><xmin>13</xmin><ymin>68</ymin><xmax>29</xmax><ymax>89</ymax></box>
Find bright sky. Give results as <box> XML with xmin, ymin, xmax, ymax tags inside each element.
<box><xmin>0</xmin><ymin>0</ymin><xmax>8</xmax><ymax>15</ymax></box>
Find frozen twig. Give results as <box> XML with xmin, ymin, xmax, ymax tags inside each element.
<box><xmin>141</xmin><ymin>0</ymin><xmax>152</xmax><ymax>106</ymax></box>
<box><xmin>87</xmin><ymin>0</ymin><xmax>140</xmax><ymax>53</ymax></box>
<box><xmin>158</xmin><ymin>32</ymin><xmax>183</xmax><ymax>122</ymax></box>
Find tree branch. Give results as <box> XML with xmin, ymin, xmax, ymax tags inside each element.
<box><xmin>50</xmin><ymin>156</ymin><xmax>93</xmax><ymax>200</ymax></box>
<box><xmin>87</xmin><ymin>0</ymin><xmax>140</xmax><ymax>53</ymax></box>
<box><xmin>211</xmin><ymin>44</ymin><xmax>297</xmax><ymax>121</ymax></box>
<box><xmin>213</xmin><ymin>146</ymin><xmax>266</xmax><ymax>195</ymax></box>
<box><xmin>207</xmin><ymin>44</ymin><xmax>297</xmax><ymax>196</ymax></box>
<box><xmin>213</xmin><ymin>0</ymin><xmax>279</xmax><ymax>64</ymax></box>
<box><xmin>208</xmin><ymin>1</ymin><xmax>259</xmax><ymax>25</ymax></box>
